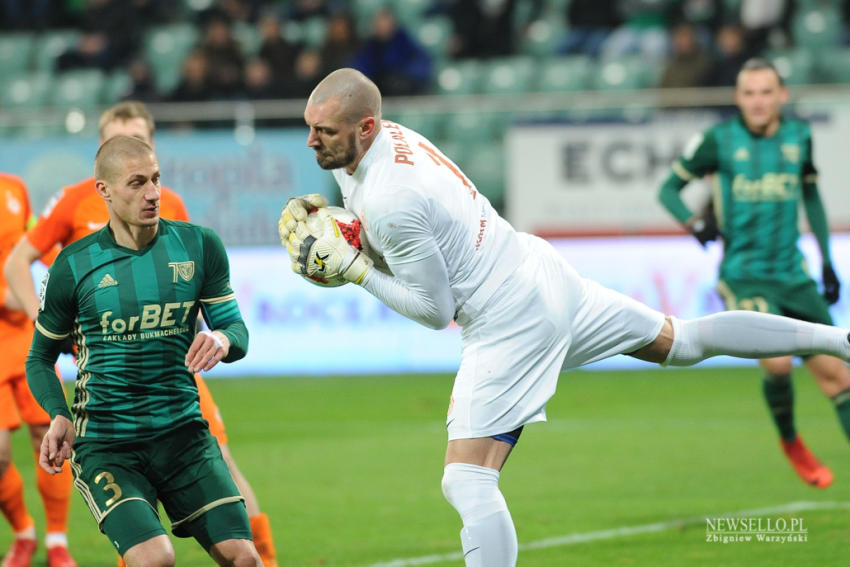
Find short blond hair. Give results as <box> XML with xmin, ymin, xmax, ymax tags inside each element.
<box><xmin>98</xmin><ymin>101</ymin><xmax>155</xmax><ymax>139</ymax></box>
<box><xmin>94</xmin><ymin>135</ymin><xmax>155</xmax><ymax>184</ymax></box>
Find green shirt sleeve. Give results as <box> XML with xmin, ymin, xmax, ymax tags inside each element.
<box><xmin>658</xmin><ymin>129</ymin><xmax>719</xmax><ymax>225</ymax></box>
<box><xmin>800</xmin><ymin>133</ymin><xmax>832</xmax><ymax>265</ymax></box>
<box><xmin>199</xmin><ymin>227</ymin><xmax>248</xmax><ymax>362</ymax></box>
<box><xmin>25</xmin><ymin>256</ymin><xmax>76</xmax><ymax>420</ymax></box>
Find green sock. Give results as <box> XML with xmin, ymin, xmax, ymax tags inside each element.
<box><xmin>831</xmin><ymin>388</ymin><xmax>850</xmax><ymax>442</ymax></box>
<box><xmin>763</xmin><ymin>373</ymin><xmax>796</xmax><ymax>442</ymax></box>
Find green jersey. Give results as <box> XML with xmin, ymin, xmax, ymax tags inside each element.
<box><xmin>658</xmin><ymin>115</ymin><xmax>832</xmax><ymax>284</ymax></box>
<box><xmin>27</xmin><ymin>219</ymin><xmax>248</xmax><ymax>441</ymax></box>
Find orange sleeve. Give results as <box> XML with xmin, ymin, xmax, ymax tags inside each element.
<box><xmin>26</xmin><ymin>185</ymin><xmax>80</xmax><ymax>256</ymax></box>
<box><xmin>161</xmin><ymin>187</ymin><xmax>190</xmax><ymax>222</ymax></box>
<box><xmin>0</xmin><ymin>174</ymin><xmax>32</xmax><ymax>290</ymax></box>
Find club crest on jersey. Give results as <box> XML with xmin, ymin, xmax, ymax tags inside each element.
<box><xmin>5</xmin><ymin>191</ymin><xmax>21</xmax><ymax>215</ymax></box>
<box><xmin>168</xmin><ymin>261</ymin><xmax>195</xmax><ymax>283</ymax></box>
<box><xmin>780</xmin><ymin>144</ymin><xmax>800</xmax><ymax>164</ymax></box>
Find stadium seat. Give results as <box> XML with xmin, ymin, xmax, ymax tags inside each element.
<box><xmin>435</xmin><ymin>60</ymin><xmax>483</xmax><ymax>95</ymax></box>
<box><xmin>394</xmin><ymin>0</ymin><xmax>431</xmax><ymax>28</ymax></box>
<box><xmin>767</xmin><ymin>49</ymin><xmax>815</xmax><ymax>85</ymax></box>
<box><xmin>143</xmin><ymin>23</ymin><xmax>198</xmax><ymax>94</ymax></box>
<box><xmin>816</xmin><ymin>47</ymin><xmax>850</xmax><ymax>83</ymax></box>
<box><xmin>0</xmin><ymin>33</ymin><xmax>34</xmax><ymax>77</ymax></box>
<box><xmin>520</xmin><ymin>18</ymin><xmax>566</xmax><ymax>57</ymax></box>
<box><xmin>792</xmin><ymin>5</ymin><xmax>842</xmax><ymax>50</ymax></box>
<box><xmin>538</xmin><ymin>56</ymin><xmax>593</xmax><ymax>92</ymax></box>
<box><xmin>300</xmin><ymin>17</ymin><xmax>328</xmax><ymax>48</ymax></box>
<box><xmin>352</xmin><ymin>0</ymin><xmax>385</xmax><ymax>34</ymax></box>
<box><xmin>480</xmin><ymin>56</ymin><xmax>538</xmax><ymax>95</ymax></box>
<box><xmin>233</xmin><ymin>21</ymin><xmax>261</xmax><ymax>56</ymax></box>
<box><xmin>459</xmin><ymin>142</ymin><xmax>506</xmax><ymax>210</ymax></box>
<box><xmin>32</xmin><ymin>29</ymin><xmax>79</xmax><ymax>73</ymax></box>
<box><xmin>103</xmin><ymin>70</ymin><xmax>132</xmax><ymax>103</ymax></box>
<box><xmin>447</xmin><ymin>111</ymin><xmax>505</xmax><ymax>146</ymax></box>
<box><xmin>1</xmin><ymin>73</ymin><xmax>52</xmax><ymax>109</ymax></box>
<box><xmin>51</xmin><ymin>70</ymin><xmax>106</xmax><ymax>109</ymax></box>
<box><xmin>387</xmin><ymin>110</ymin><xmax>444</xmax><ymax>141</ymax></box>
<box><xmin>593</xmin><ymin>57</ymin><xmax>662</xmax><ymax>90</ymax></box>
<box><xmin>415</xmin><ymin>16</ymin><xmax>452</xmax><ymax>61</ymax></box>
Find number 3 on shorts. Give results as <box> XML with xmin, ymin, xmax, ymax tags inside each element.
<box><xmin>95</xmin><ymin>471</ymin><xmax>123</xmax><ymax>507</ymax></box>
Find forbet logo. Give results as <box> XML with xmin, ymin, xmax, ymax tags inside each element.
<box><xmin>705</xmin><ymin>516</ymin><xmax>807</xmax><ymax>544</ymax></box>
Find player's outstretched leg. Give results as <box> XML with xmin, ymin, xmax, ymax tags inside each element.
<box><xmin>780</xmin><ymin>435</ymin><xmax>833</xmax><ymax>488</ymax></box>
<box><xmin>0</xmin><ymin>464</ymin><xmax>37</xmax><ymax>567</ymax></box>
<box><xmin>664</xmin><ymin>312</ymin><xmax>850</xmax><ymax>365</ymax></box>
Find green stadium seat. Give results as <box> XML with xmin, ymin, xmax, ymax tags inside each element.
<box><xmin>768</xmin><ymin>49</ymin><xmax>815</xmax><ymax>85</ymax></box>
<box><xmin>104</xmin><ymin>70</ymin><xmax>132</xmax><ymax>103</ymax></box>
<box><xmin>520</xmin><ymin>18</ymin><xmax>566</xmax><ymax>57</ymax></box>
<box><xmin>792</xmin><ymin>6</ymin><xmax>842</xmax><ymax>50</ymax></box>
<box><xmin>593</xmin><ymin>57</ymin><xmax>661</xmax><ymax>90</ymax></box>
<box><xmin>816</xmin><ymin>47</ymin><xmax>850</xmax><ymax>83</ymax></box>
<box><xmin>394</xmin><ymin>0</ymin><xmax>430</xmax><ymax>28</ymax></box>
<box><xmin>32</xmin><ymin>29</ymin><xmax>79</xmax><ymax>73</ymax></box>
<box><xmin>415</xmin><ymin>16</ymin><xmax>452</xmax><ymax>60</ymax></box>
<box><xmin>447</xmin><ymin>111</ymin><xmax>504</xmax><ymax>146</ymax></box>
<box><xmin>143</xmin><ymin>23</ymin><xmax>198</xmax><ymax>94</ymax></box>
<box><xmin>233</xmin><ymin>21</ymin><xmax>261</xmax><ymax>56</ymax></box>
<box><xmin>0</xmin><ymin>33</ymin><xmax>34</xmax><ymax>77</ymax></box>
<box><xmin>538</xmin><ymin>56</ymin><xmax>592</xmax><ymax>92</ymax></box>
<box><xmin>435</xmin><ymin>60</ymin><xmax>483</xmax><ymax>95</ymax></box>
<box><xmin>480</xmin><ymin>56</ymin><xmax>538</xmax><ymax>95</ymax></box>
<box><xmin>51</xmin><ymin>69</ymin><xmax>106</xmax><ymax>109</ymax></box>
<box><xmin>352</xmin><ymin>0</ymin><xmax>385</xmax><ymax>34</ymax></box>
<box><xmin>301</xmin><ymin>17</ymin><xmax>328</xmax><ymax>48</ymax></box>
<box><xmin>460</xmin><ymin>142</ymin><xmax>506</xmax><ymax>210</ymax></box>
<box><xmin>433</xmin><ymin>138</ymin><xmax>468</xmax><ymax>167</ymax></box>
<box><xmin>1</xmin><ymin>73</ymin><xmax>52</xmax><ymax>109</ymax></box>
<box><xmin>387</xmin><ymin>110</ymin><xmax>444</xmax><ymax>141</ymax></box>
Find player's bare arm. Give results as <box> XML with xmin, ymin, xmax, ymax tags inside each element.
<box><xmin>3</xmin><ymin>236</ymin><xmax>44</xmax><ymax>320</ymax></box>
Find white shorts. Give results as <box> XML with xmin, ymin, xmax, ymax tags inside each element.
<box><xmin>447</xmin><ymin>234</ymin><xmax>665</xmax><ymax>441</ymax></box>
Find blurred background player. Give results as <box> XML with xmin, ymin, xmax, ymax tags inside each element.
<box><xmin>3</xmin><ymin>101</ymin><xmax>278</xmax><ymax>567</ymax></box>
<box><xmin>658</xmin><ymin>57</ymin><xmax>850</xmax><ymax>489</ymax></box>
<box><xmin>0</xmin><ymin>174</ymin><xmax>75</xmax><ymax>567</ymax></box>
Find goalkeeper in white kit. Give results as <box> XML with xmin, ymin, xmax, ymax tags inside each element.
<box><xmin>279</xmin><ymin>68</ymin><xmax>850</xmax><ymax>567</ymax></box>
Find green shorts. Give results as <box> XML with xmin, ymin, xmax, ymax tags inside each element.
<box><xmin>70</xmin><ymin>421</ymin><xmax>250</xmax><ymax>555</ymax></box>
<box><xmin>717</xmin><ymin>277</ymin><xmax>833</xmax><ymax>325</ymax></box>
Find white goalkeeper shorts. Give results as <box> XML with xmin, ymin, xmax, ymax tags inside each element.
<box><xmin>447</xmin><ymin>233</ymin><xmax>666</xmax><ymax>441</ymax></box>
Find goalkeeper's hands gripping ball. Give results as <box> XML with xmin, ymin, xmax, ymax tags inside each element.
<box><xmin>278</xmin><ymin>193</ymin><xmax>329</xmax><ymax>245</ymax></box>
<box><xmin>297</xmin><ymin>208</ymin><xmax>373</xmax><ymax>284</ymax></box>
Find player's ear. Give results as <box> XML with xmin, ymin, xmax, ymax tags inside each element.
<box><xmin>94</xmin><ymin>179</ymin><xmax>110</xmax><ymax>200</ymax></box>
<box><xmin>359</xmin><ymin>116</ymin><xmax>376</xmax><ymax>138</ymax></box>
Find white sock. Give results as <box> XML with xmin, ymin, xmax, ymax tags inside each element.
<box><xmin>665</xmin><ymin>312</ymin><xmax>850</xmax><ymax>366</ymax></box>
<box><xmin>15</xmin><ymin>525</ymin><xmax>35</xmax><ymax>540</ymax></box>
<box><xmin>442</xmin><ymin>463</ymin><xmax>517</xmax><ymax>567</ymax></box>
<box><xmin>45</xmin><ymin>532</ymin><xmax>68</xmax><ymax>549</ymax></box>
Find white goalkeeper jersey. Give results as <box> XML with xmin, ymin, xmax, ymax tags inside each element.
<box><xmin>332</xmin><ymin>121</ymin><xmax>525</xmax><ymax>329</ymax></box>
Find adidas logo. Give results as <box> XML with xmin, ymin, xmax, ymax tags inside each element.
<box><xmin>97</xmin><ymin>273</ymin><xmax>118</xmax><ymax>289</ymax></box>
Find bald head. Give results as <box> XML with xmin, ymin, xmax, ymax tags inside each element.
<box><xmin>94</xmin><ymin>135</ymin><xmax>155</xmax><ymax>184</ymax></box>
<box><xmin>309</xmin><ymin>68</ymin><xmax>382</xmax><ymax>124</ymax></box>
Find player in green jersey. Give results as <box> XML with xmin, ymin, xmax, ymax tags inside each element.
<box><xmin>658</xmin><ymin>58</ymin><xmax>850</xmax><ymax>489</ymax></box>
<box><xmin>24</xmin><ymin>136</ymin><xmax>260</xmax><ymax>567</ymax></box>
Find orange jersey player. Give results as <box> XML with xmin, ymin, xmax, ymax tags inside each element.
<box><xmin>3</xmin><ymin>101</ymin><xmax>277</xmax><ymax>567</ymax></box>
<box><xmin>0</xmin><ymin>173</ymin><xmax>77</xmax><ymax>567</ymax></box>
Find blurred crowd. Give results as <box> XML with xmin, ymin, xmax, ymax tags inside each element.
<box><xmin>2</xmin><ymin>0</ymin><xmax>850</xmax><ymax>103</ymax></box>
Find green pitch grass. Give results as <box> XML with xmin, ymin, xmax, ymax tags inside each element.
<box><xmin>4</xmin><ymin>367</ymin><xmax>850</xmax><ymax>566</ymax></box>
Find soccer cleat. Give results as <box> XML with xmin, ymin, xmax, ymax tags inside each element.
<box><xmin>780</xmin><ymin>436</ymin><xmax>834</xmax><ymax>489</ymax></box>
<box><xmin>116</xmin><ymin>554</ymin><xmax>126</xmax><ymax>567</ymax></box>
<box><xmin>46</xmin><ymin>546</ymin><xmax>77</xmax><ymax>567</ymax></box>
<box><xmin>1</xmin><ymin>538</ymin><xmax>36</xmax><ymax>567</ymax></box>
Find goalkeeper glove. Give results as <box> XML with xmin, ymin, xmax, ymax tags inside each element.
<box><xmin>296</xmin><ymin>209</ymin><xmax>373</xmax><ymax>284</ymax></box>
<box><xmin>278</xmin><ymin>193</ymin><xmax>329</xmax><ymax>245</ymax></box>
<box><xmin>689</xmin><ymin>215</ymin><xmax>719</xmax><ymax>247</ymax></box>
<box><xmin>823</xmin><ymin>263</ymin><xmax>841</xmax><ymax>304</ymax></box>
